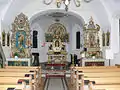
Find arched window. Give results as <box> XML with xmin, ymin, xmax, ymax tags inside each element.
<box><xmin>76</xmin><ymin>31</ymin><xmax>80</xmax><ymax>49</ymax></box>
<box><xmin>7</xmin><ymin>32</ymin><xmax>10</xmax><ymax>46</ymax></box>
<box><xmin>2</xmin><ymin>30</ymin><xmax>6</xmax><ymax>46</ymax></box>
<box><xmin>33</xmin><ymin>30</ymin><xmax>38</xmax><ymax>48</ymax></box>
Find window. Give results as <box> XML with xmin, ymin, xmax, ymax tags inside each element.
<box><xmin>76</xmin><ymin>31</ymin><xmax>80</xmax><ymax>49</ymax></box>
<box><xmin>33</xmin><ymin>31</ymin><xmax>38</xmax><ymax>48</ymax></box>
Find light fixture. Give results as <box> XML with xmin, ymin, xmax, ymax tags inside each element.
<box><xmin>43</xmin><ymin>0</ymin><xmax>92</xmax><ymax>11</ymax></box>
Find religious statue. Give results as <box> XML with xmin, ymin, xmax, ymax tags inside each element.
<box><xmin>55</xmin><ymin>40</ymin><xmax>59</xmax><ymax>47</ymax></box>
<box><xmin>49</xmin><ymin>44</ymin><xmax>53</xmax><ymax>50</ymax></box>
<box><xmin>18</xmin><ymin>32</ymin><xmax>24</xmax><ymax>48</ymax></box>
<box><xmin>89</xmin><ymin>33</ymin><xmax>95</xmax><ymax>47</ymax></box>
<box><xmin>106</xmin><ymin>31</ymin><xmax>110</xmax><ymax>46</ymax></box>
<box><xmin>102</xmin><ymin>32</ymin><xmax>105</xmax><ymax>46</ymax></box>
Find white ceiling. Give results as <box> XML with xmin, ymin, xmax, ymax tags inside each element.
<box><xmin>0</xmin><ymin>0</ymin><xmax>120</xmax><ymax>28</ymax></box>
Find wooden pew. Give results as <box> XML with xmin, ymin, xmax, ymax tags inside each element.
<box><xmin>3</xmin><ymin>67</ymin><xmax>41</xmax><ymax>79</ymax></box>
<box><xmin>0</xmin><ymin>68</ymin><xmax>40</xmax><ymax>80</ymax></box>
<box><xmin>71</xmin><ymin>66</ymin><xmax>120</xmax><ymax>84</ymax></box>
<box><xmin>0</xmin><ymin>82</ymin><xmax>26</xmax><ymax>90</ymax></box>
<box><xmin>0</xmin><ymin>68</ymin><xmax>41</xmax><ymax>90</ymax></box>
<box><xmin>88</xmin><ymin>82</ymin><xmax>120</xmax><ymax>90</ymax></box>
<box><xmin>71</xmin><ymin>66</ymin><xmax>120</xmax><ymax>90</ymax></box>
<box><xmin>0</xmin><ymin>71</ymin><xmax>39</xmax><ymax>90</ymax></box>
<box><xmin>5</xmin><ymin>66</ymin><xmax>41</xmax><ymax>75</ymax></box>
<box><xmin>0</xmin><ymin>66</ymin><xmax>42</xmax><ymax>89</ymax></box>
<box><xmin>84</xmin><ymin>77</ymin><xmax>120</xmax><ymax>84</ymax></box>
<box><xmin>0</xmin><ymin>76</ymin><xmax>32</xmax><ymax>90</ymax></box>
<box><xmin>70</xmin><ymin>66</ymin><xmax>120</xmax><ymax>80</ymax></box>
<box><xmin>76</xmin><ymin>73</ymin><xmax>120</xmax><ymax>90</ymax></box>
<box><xmin>0</xmin><ymin>72</ymin><xmax>36</xmax><ymax>78</ymax></box>
<box><xmin>79</xmin><ymin>72</ymin><xmax>120</xmax><ymax>77</ymax></box>
<box><xmin>4</xmin><ymin>66</ymin><xmax>42</xmax><ymax>83</ymax></box>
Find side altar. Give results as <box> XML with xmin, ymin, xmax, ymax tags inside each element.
<box><xmin>80</xmin><ymin>17</ymin><xmax>104</xmax><ymax>66</ymax></box>
<box><xmin>45</xmin><ymin>23</ymin><xmax>69</xmax><ymax>64</ymax></box>
<box><xmin>8</xmin><ymin>13</ymin><xmax>32</xmax><ymax>66</ymax></box>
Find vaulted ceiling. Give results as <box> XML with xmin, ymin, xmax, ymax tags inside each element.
<box><xmin>0</xmin><ymin>0</ymin><xmax>120</xmax><ymax>28</ymax></box>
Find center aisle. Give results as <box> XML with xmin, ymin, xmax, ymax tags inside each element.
<box><xmin>45</xmin><ymin>78</ymin><xmax>67</xmax><ymax>90</ymax></box>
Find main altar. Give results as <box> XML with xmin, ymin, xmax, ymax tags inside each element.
<box><xmin>45</xmin><ymin>23</ymin><xmax>69</xmax><ymax>64</ymax></box>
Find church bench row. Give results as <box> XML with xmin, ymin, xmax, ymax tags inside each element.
<box><xmin>70</xmin><ymin>66</ymin><xmax>120</xmax><ymax>90</ymax></box>
<box><xmin>70</xmin><ymin>66</ymin><xmax>120</xmax><ymax>79</ymax></box>
<box><xmin>77</xmin><ymin>72</ymin><xmax>120</xmax><ymax>77</ymax></box>
<box><xmin>88</xmin><ymin>82</ymin><xmax>120</xmax><ymax>90</ymax></box>
<box><xmin>70</xmin><ymin>66</ymin><xmax>120</xmax><ymax>86</ymax></box>
<box><xmin>0</xmin><ymin>68</ymin><xmax>41</xmax><ymax>83</ymax></box>
<box><xmin>0</xmin><ymin>66</ymin><xmax>41</xmax><ymax>90</ymax></box>
<box><xmin>0</xmin><ymin>72</ymin><xmax>36</xmax><ymax>79</ymax></box>
<box><xmin>4</xmin><ymin>66</ymin><xmax>42</xmax><ymax>84</ymax></box>
<box><xmin>0</xmin><ymin>67</ymin><xmax>41</xmax><ymax>81</ymax></box>
<box><xmin>0</xmin><ymin>83</ymin><xmax>25</xmax><ymax>90</ymax></box>
<box><xmin>76</xmin><ymin>73</ymin><xmax>120</xmax><ymax>90</ymax></box>
<box><xmin>0</xmin><ymin>76</ymin><xmax>32</xmax><ymax>90</ymax></box>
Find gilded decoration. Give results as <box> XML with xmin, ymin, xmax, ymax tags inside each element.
<box><xmin>102</xmin><ymin>32</ymin><xmax>105</xmax><ymax>46</ymax></box>
<box><xmin>106</xmin><ymin>31</ymin><xmax>110</xmax><ymax>46</ymax></box>
<box><xmin>46</xmin><ymin>23</ymin><xmax>68</xmax><ymax>64</ymax></box>
<box><xmin>45</xmin><ymin>23</ymin><xmax>69</xmax><ymax>42</ymax></box>
<box><xmin>83</xmin><ymin>17</ymin><xmax>102</xmax><ymax>58</ymax></box>
<box><xmin>11</xmin><ymin>13</ymin><xmax>31</xmax><ymax>58</ymax></box>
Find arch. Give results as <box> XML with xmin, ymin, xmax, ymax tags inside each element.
<box><xmin>29</xmin><ymin>9</ymin><xmax>85</xmax><ymax>26</ymax></box>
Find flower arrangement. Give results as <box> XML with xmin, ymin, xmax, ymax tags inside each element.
<box><xmin>14</xmin><ymin>52</ymin><xmax>19</xmax><ymax>57</ymax></box>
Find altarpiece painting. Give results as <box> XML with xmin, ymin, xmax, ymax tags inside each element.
<box><xmin>45</xmin><ymin>23</ymin><xmax>69</xmax><ymax>42</ymax></box>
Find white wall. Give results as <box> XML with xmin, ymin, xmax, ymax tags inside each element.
<box><xmin>1</xmin><ymin>0</ymin><xmax>120</xmax><ymax>65</ymax></box>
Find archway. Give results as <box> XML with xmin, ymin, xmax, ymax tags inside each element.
<box><xmin>29</xmin><ymin>9</ymin><xmax>85</xmax><ymax>63</ymax></box>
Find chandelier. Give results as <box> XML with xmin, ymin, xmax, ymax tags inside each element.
<box><xmin>43</xmin><ymin>0</ymin><xmax>92</xmax><ymax>11</ymax></box>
